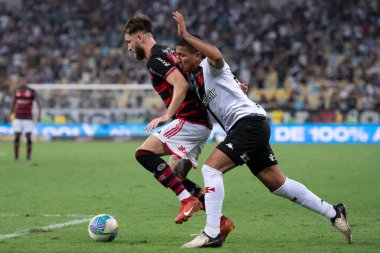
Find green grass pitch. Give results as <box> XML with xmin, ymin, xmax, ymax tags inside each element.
<box><xmin>0</xmin><ymin>141</ymin><xmax>379</xmax><ymax>253</ymax></box>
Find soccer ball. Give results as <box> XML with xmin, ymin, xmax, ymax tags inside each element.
<box><xmin>88</xmin><ymin>214</ymin><xmax>119</xmax><ymax>242</ymax></box>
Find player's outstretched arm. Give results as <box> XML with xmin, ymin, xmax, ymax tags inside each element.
<box><xmin>173</xmin><ymin>11</ymin><xmax>224</xmax><ymax>69</ymax></box>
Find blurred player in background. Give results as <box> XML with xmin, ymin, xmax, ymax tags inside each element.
<box><xmin>173</xmin><ymin>11</ymin><xmax>352</xmax><ymax>248</ymax></box>
<box><xmin>123</xmin><ymin>14</ymin><xmax>234</xmax><ymax>237</ymax></box>
<box><xmin>9</xmin><ymin>74</ymin><xmax>42</xmax><ymax>162</ymax></box>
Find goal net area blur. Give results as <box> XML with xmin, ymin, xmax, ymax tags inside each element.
<box><xmin>29</xmin><ymin>84</ymin><xmax>162</xmax><ymax>124</ymax></box>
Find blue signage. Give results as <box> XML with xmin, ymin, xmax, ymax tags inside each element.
<box><xmin>0</xmin><ymin>123</ymin><xmax>379</xmax><ymax>144</ymax></box>
<box><xmin>271</xmin><ymin>124</ymin><xmax>380</xmax><ymax>144</ymax></box>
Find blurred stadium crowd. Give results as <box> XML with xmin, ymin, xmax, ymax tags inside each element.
<box><xmin>0</xmin><ymin>0</ymin><xmax>379</xmax><ymax>123</ymax></box>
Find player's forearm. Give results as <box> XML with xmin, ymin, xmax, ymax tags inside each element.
<box><xmin>165</xmin><ymin>84</ymin><xmax>188</xmax><ymax>118</ymax></box>
<box><xmin>183</xmin><ymin>34</ymin><xmax>224</xmax><ymax>67</ymax></box>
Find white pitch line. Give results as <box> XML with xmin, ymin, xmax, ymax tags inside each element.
<box><xmin>44</xmin><ymin>214</ymin><xmax>94</xmax><ymax>218</ymax></box>
<box><xmin>0</xmin><ymin>218</ymin><xmax>90</xmax><ymax>240</ymax></box>
<box><xmin>0</xmin><ymin>214</ymin><xmax>93</xmax><ymax>218</ymax></box>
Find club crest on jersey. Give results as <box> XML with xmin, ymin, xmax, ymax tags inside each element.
<box><xmin>195</xmin><ymin>71</ymin><xmax>204</xmax><ymax>86</ymax></box>
<box><xmin>202</xmin><ymin>88</ymin><xmax>217</xmax><ymax>106</ymax></box>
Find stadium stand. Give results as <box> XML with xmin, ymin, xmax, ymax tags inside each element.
<box><xmin>0</xmin><ymin>0</ymin><xmax>379</xmax><ymax>123</ymax></box>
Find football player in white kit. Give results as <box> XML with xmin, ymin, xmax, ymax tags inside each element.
<box><xmin>173</xmin><ymin>11</ymin><xmax>352</xmax><ymax>248</ymax></box>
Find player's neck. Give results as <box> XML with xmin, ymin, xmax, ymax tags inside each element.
<box><xmin>144</xmin><ymin>38</ymin><xmax>156</xmax><ymax>59</ymax></box>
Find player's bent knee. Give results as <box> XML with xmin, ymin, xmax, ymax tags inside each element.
<box><xmin>168</xmin><ymin>155</ymin><xmax>180</xmax><ymax>168</ymax></box>
<box><xmin>172</xmin><ymin>158</ymin><xmax>192</xmax><ymax>181</ymax></box>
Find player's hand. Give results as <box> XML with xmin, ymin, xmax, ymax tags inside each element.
<box><xmin>145</xmin><ymin>114</ymin><xmax>171</xmax><ymax>132</ymax></box>
<box><xmin>172</xmin><ymin>11</ymin><xmax>188</xmax><ymax>38</ymax></box>
<box><xmin>8</xmin><ymin>113</ymin><xmax>14</xmax><ymax>123</ymax></box>
<box><xmin>240</xmin><ymin>83</ymin><xmax>249</xmax><ymax>94</ymax></box>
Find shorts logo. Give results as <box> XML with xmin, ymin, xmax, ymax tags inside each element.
<box><xmin>157</xmin><ymin>163</ymin><xmax>166</xmax><ymax>171</ymax></box>
<box><xmin>269</xmin><ymin>154</ymin><xmax>276</xmax><ymax>162</ymax></box>
<box><xmin>205</xmin><ymin>187</ymin><xmax>215</xmax><ymax>193</ymax></box>
<box><xmin>178</xmin><ymin>145</ymin><xmax>187</xmax><ymax>154</ymax></box>
<box><xmin>226</xmin><ymin>143</ymin><xmax>233</xmax><ymax>150</ymax></box>
<box><xmin>240</xmin><ymin>153</ymin><xmax>249</xmax><ymax>162</ymax></box>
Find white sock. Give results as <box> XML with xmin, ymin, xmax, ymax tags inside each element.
<box><xmin>273</xmin><ymin>177</ymin><xmax>336</xmax><ymax>219</ymax></box>
<box><xmin>177</xmin><ymin>190</ymin><xmax>191</xmax><ymax>201</ymax></box>
<box><xmin>202</xmin><ymin>165</ymin><xmax>224</xmax><ymax>238</ymax></box>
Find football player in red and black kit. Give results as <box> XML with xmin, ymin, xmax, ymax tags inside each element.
<box><xmin>123</xmin><ymin>14</ymin><xmax>234</xmax><ymax>238</ymax></box>
<box><xmin>9</xmin><ymin>74</ymin><xmax>42</xmax><ymax>162</ymax></box>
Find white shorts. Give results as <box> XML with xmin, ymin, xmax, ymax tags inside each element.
<box><xmin>153</xmin><ymin>119</ymin><xmax>211</xmax><ymax>168</ymax></box>
<box><xmin>12</xmin><ymin>119</ymin><xmax>34</xmax><ymax>133</ymax></box>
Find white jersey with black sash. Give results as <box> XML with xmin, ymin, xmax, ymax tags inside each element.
<box><xmin>188</xmin><ymin>58</ymin><xmax>266</xmax><ymax>133</ymax></box>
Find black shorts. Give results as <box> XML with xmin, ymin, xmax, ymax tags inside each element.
<box><xmin>217</xmin><ymin>116</ymin><xmax>278</xmax><ymax>175</ymax></box>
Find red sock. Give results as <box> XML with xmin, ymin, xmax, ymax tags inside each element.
<box><xmin>135</xmin><ymin>149</ymin><xmax>186</xmax><ymax>195</ymax></box>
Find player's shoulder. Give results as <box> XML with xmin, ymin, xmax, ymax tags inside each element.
<box><xmin>149</xmin><ymin>45</ymin><xmax>176</xmax><ymax>62</ymax></box>
<box><xmin>151</xmin><ymin>44</ymin><xmax>176</xmax><ymax>57</ymax></box>
<box><xmin>147</xmin><ymin>45</ymin><xmax>177</xmax><ymax>70</ymax></box>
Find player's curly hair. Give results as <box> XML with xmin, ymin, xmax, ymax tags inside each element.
<box><xmin>123</xmin><ymin>14</ymin><xmax>152</xmax><ymax>35</ymax></box>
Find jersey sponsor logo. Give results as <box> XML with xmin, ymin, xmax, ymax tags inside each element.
<box><xmin>202</xmin><ymin>88</ymin><xmax>217</xmax><ymax>106</ymax></box>
<box><xmin>205</xmin><ymin>187</ymin><xmax>215</xmax><ymax>193</ymax></box>
<box><xmin>16</xmin><ymin>99</ymin><xmax>31</xmax><ymax>105</ymax></box>
<box><xmin>156</xmin><ymin>57</ymin><xmax>171</xmax><ymax>67</ymax></box>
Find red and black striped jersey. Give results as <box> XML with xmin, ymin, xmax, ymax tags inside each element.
<box><xmin>146</xmin><ymin>44</ymin><xmax>210</xmax><ymax>128</ymax></box>
<box><xmin>13</xmin><ymin>86</ymin><xmax>36</xmax><ymax>119</ymax></box>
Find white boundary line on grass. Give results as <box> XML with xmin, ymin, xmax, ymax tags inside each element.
<box><xmin>0</xmin><ymin>218</ymin><xmax>90</xmax><ymax>240</ymax></box>
<box><xmin>0</xmin><ymin>214</ymin><xmax>93</xmax><ymax>218</ymax></box>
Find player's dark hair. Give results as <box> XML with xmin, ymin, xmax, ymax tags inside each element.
<box><xmin>176</xmin><ymin>34</ymin><xmax>205</xmax><ymax>58</ymax></box>
<box><xmin>123</xmin><ymin>14</ymin><xmax>152</xmax><ymax>35</ymax></box>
